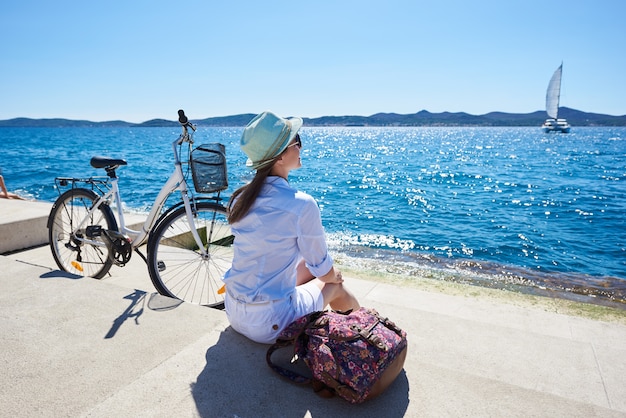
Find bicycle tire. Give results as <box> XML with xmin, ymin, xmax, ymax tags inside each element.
<box><xmin>147</xmin><ymin>201</ymin><xmax>233</xmax><ymax>308</ymax></box>
<box><xmin>47</xmin><ymin>188</ymin><xmax>117</xmax><ymax>279</ymax></box>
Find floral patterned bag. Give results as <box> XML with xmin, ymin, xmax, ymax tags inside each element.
<box><xmin>266</xmin><ymin>307</ymin><xmax>408</xmax><ymax>404</ymax></box>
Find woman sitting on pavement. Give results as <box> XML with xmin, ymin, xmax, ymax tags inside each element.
<box><xmin>223</xmin><ymin>111</ymin><xmax>360</xmax><ymax>344</ymax></box>
<box><xmin>0</xmin><ymin>170</ymin><xmax>25</xmax><ymax>200</ymax></box>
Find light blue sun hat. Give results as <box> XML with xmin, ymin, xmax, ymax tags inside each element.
<box><xmin>241</xmin><ymin>111</ymin><xmax>302</xmax><ymax>170</ymax></box>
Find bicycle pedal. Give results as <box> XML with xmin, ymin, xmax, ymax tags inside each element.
<box><xmin>86</xmin><ymin>225</ymin><xmax>103</xmax><ymax>238</ymax></box>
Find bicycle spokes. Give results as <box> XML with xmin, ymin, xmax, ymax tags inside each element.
<box><xmin>147</xmin><ymin>202</ymin><xmax>232</xmax><ymax>308</ymax></box>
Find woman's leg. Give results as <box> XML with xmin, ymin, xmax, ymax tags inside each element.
<box><xmin>0</xmin><ymin>175</ymin><xmax>8</xmax><ymax>198</ymax></box>
<box><xmin>296</xmin><ymin>261</ymin><xmax>360</xmax><ymax>311</ymax></box>
<box><xmin>320</xmin><ymin>281</ymin><xmax>360</xmax><ymax>312</ymax></box>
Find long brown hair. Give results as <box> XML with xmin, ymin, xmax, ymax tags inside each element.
<box><xmin>227</xmin><ymin>163</ymin><xmax>275</xmax><ymax>224</ymax></box>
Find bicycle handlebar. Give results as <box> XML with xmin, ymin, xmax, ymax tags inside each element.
<box><xmin>178</xmin><ymin>109</ymin><xmax>196</xmax><ymax>132</ymax></box>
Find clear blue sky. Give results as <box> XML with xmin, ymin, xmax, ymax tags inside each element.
<box><xmin>2</xmin><ymin>0</ymin><xmax>625</xmax><ymax>123</ymax></box>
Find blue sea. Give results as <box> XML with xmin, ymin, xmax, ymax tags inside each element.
<box><xmin>2</xmin><ymin>126</ymin><xmax>625</xmax><ymax>308</ymax></box>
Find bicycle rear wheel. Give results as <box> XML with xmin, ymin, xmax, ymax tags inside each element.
<box><xmin>48</xmin><ymin>188</ymin><xmax>117</xmax><ymax>279</ymax></box>
<box><xmin>147</xmin><ymin>201</ymin><xmax>233</xmax><ymax>308</ymax></box>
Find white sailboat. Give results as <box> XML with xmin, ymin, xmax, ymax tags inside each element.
<box><xmin>542</xmin><ymin>63</ymin><xmax>570</xmax><ymax>133</ymax></box>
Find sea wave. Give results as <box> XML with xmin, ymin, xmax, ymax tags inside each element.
<box><xmin>328</xmin><ymin>238</ymin><xmax>626</xmax><ymax>309</ymax></box>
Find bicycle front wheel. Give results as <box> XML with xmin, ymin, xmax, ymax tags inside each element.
<box><xmin>48</xmin><ymin>188</ymin><xmax>117</xmax><ymax>279</ymax></box>
<box><xmin>147</xmin><ymin>202</ymin><xmax>233</xmax><ymax>308</ymax></box>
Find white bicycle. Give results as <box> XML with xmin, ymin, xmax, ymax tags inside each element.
<box><xmin>47</xmin><ymin>110</ymin><xmax>233</xmax><ymax>308</ymax></box>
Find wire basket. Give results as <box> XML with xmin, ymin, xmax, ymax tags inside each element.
<box><xmin>190</xmin><ymin>143</ymin><xmax>228</xmax><ymax>193</ymax></box>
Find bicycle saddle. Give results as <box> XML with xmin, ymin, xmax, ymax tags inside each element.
<box><xmin>90</xmin><ymin>156</ymin><xmax>128</xmax><ymax>169</ymax></box>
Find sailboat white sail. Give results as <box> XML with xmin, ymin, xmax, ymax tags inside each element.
<box><xmin>542</xmin><ymin>63</ymin><xmax>570</xmax><ymax>133</ymax></box>
<box><xmin>546</xmin><ymin>64</ymin><xmax>562</xmax><ymax>120</ymax></box>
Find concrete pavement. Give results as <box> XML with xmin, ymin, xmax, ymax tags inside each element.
<box><xmin>1</xmin><ymin>198</ymin><xmax>625</xmax><ymax>417</ymax></box>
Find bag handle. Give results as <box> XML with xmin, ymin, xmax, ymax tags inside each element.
<box><xmin>265</xmin><ymin>310</ymin><xmax>326</xmax><ymax>384</ymax></box>
<box><xmin>266</xmin><ymin>339</ymin><xmax>311</xmax><ymax>385</ymax></box>
<box><xmin>266</xmin><ymin>341</ymin><xmax>338</xmax><ymax>398</ymax></box>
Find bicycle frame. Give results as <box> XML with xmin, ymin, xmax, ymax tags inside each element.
<box><xmin>65</xmin><ymin>125</ymin><xmax>209</xmax><ymax>256</ymax></box>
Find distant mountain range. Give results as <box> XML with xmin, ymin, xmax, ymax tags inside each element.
<box><xmin>1</xmin><ymin>107</ymin><xmax>625</xmax><ymax>128</ymax></box>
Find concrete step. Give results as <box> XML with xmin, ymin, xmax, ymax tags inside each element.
<box><xmin>0</xmin><ymin>199</ymin><xmax>52</xmax><ymax>254</ymax></box>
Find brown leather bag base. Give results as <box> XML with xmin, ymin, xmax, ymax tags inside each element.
<box><xmin>362</xmin><ymin>345</ymin><xmax>408</xmax><ymax>401</ymax></box>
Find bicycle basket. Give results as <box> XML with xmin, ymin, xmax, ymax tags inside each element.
<box><xmin>190</xmin><ymin>143</ymin><xmax>228</xmax><ymax>193</ymax></box>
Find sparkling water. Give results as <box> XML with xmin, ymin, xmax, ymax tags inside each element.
<box><xmin>2</xmin><ymin>126</ymin><xmax>625</xmax><ymax>307</ymax></box>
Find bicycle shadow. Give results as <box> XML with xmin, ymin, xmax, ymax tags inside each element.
<box><xmin>104</xmin><ymin>290</ymin><xmax>146</xmax><ymax>339</ymax></box>
<box><xmin>37</xmin><ymin>267</ymin><xmax>188</xmax><ymax>338</ymax></box>
<box><xmin>191</xmin><ymin>328</ymin><xmax>409</xmax><ymax>418</ymax></box>
<box><xmin>38</xmin><ymin>269</ymin><xmax>146</xmax><ymax>339</ymax></box>
<box><xmin>40</xmin><ymin>269</ymin><xmax>84</xmax><ymax>280</ymax></box>
<box><xmin>104</xmin><ymin>290</ymin><xmax>184</xmax><ymax>339</ymax></box>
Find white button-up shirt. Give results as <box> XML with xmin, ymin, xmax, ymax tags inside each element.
<box><xmin>223</xmin><ymin>176</ymin><xmax>333</xmax><ymax>303</ymax></box>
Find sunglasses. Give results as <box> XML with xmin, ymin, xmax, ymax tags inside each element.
<box><xmin>287</xmin><ymin>134</ymin><xmax>302</xmax><ymax>149</ymax></box>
